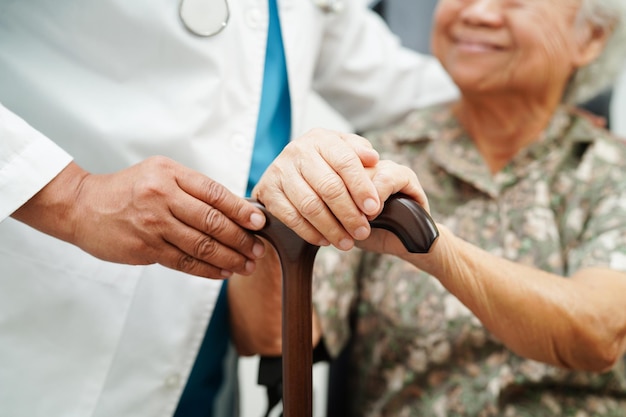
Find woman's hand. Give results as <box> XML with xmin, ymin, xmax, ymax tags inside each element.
<box><xmin>253</xmin><ymin>128</ymin><xmax>428</xmax><ymax>251</ymax></box>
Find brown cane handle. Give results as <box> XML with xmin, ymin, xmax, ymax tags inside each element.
<box><xmin>369</xmin><ymin>193</ymin><xmax>439</xmax><ymax>253</ymax></box>
<box><xmin>249</xmin><ymin>193</ymin><xmax>438</xmax><ymax>417</ymax></box>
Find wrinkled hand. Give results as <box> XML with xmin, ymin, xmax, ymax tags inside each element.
<box><xmin>352</xmin><ymin>160</ymin><xmax>432</xmax><ymax>256</ymax></box>
<box><xmin>252</xmin><ymin>128</ymin><xmax>428</xmax><ymax>251</ymax></box>
<box><xmin>13</xmin><ymin>157</ymin><xmax>267</xmax><ymax>278</ymax></box>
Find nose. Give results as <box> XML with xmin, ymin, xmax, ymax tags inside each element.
<box><xmin>460</xmin><ymin>0</ymin><xmax>504</xmax><ymax>27</ymax></box>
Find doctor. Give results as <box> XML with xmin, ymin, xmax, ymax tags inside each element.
<box><xmin>0</xmin><ymin>0</ymin><xmax>457</xmax><ymax>416</ymax></box>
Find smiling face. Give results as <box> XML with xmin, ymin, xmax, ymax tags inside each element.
<box><xmin>431</xmin><ymin>0</ymin><xmax>603</xmax><ymax>101</ymax></box>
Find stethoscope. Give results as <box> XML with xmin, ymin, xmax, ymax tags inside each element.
<box><xmin>179</xmin><ymin>0</ymin><xmax>344</xmax><ymax>37</ymax></box>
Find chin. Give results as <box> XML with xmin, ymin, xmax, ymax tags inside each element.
<box><xmin>448</xmin><ymin>73</ymin><xmax>492</xmax><ymax>92</ymax></box>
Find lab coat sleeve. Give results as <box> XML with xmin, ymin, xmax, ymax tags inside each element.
<box><xmin>312</xmin><ymin>1</ymin><xmax>459</xmax><ymax>133</ymax></box>
<box><xmin>0</xmin><ymin>103</ymin><xmax>73</xmax><ymax>220</ymax></box>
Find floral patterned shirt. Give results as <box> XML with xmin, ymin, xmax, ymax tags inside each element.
<box><xmin>312</xmin><ymin>104</ymin><xmax>626</xmax><ymax>417</ymax></box>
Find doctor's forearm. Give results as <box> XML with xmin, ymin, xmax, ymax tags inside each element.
<box><xmin>13</xmin><ymin>156</ymin><xmax>266</xmax><ymax>278</ymax></box>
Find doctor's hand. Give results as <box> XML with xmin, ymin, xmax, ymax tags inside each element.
<box><xmin>252</xmin><ymin>128</ymin><xmax>427</xmax><ymax>251</ymax></box>
<box><xmin>11</xmin><ymin>157</ymin><xmax>266</xmax><ymax>279</ymax></box>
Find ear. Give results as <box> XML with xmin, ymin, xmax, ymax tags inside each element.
<box><xmin>573</xmin><ymin>23</ymin><xmax>610</xmax><ymax>67</ymax></box>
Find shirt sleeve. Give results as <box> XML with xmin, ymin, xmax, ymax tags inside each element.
<box><xmin>0</xmin><ymin>104</ymin><xmax>73</xmax><ymax>220</ymax></box>
<box><xmin>312</xmin><ymin>246</ymin><xmax>363</xmax><ymax>358</ymax></box>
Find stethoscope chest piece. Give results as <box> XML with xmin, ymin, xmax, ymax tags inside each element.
<box><xmin>179</xmin><ymin>0</ymin><xmax>230</xmax><ymax>37</ymax></box>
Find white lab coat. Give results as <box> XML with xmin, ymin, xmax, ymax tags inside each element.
<box><xmin>0</xmin><ymin>0</ymin><xmax>457</xmax><ymax>416</ymax></box>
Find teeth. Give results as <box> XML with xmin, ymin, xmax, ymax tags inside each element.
<box><xmin>458</xmin><ymin>40</ymin><xmax>497</xmax><ymax>51</ymax></box>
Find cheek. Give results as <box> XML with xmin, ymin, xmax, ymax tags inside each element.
<box><xmin>430</xmin><ymin>30</ymin><xmax>446</xmax><ymax>62</ymax></box>
<box><xmin>511</xmin><ymin>11</ymin><xmax>580</xmax><ymax>71</ymax></box>
<box><xmin>430</xmin><ymin>4</ymin><xmax>456</xmax><ymax>60</ymax></box>
<box><xmin>517</xmin><ymin>27</ymin><xmax>577</xmax><ymax>78</ymax></box>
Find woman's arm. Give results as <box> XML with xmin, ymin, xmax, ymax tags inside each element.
<box><xmin>361</xmin><ymin>225</ymin><xmax>626</xmax><ymax>372</ymax></box>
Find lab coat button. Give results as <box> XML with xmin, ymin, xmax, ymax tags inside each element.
<box><xmin>231</xmin><ymin>135</ymin><xmax>248</xmax><ymax>152</ymax></box>
<box><xmin>246</xmin><ymin>9</ymin><xmax>263</xmax><ymax>28</ymax></box>
<box><xmin>164</xmin><ymin>373</ymin><xmax>181</xmax><ymax>389</ymax></box>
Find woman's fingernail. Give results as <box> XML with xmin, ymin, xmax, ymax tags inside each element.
<box><xmin>338</xmin><ymin>238</ymin><xmax>354</xmax><ymax>251</ymax></box>
<box><xmin>363</xmin><ymin>198</ymin><xmax>378</xmax><ymax>213</ymax></box>
<box><xmin>354</xmin><ymin>226</ymin><xmax>369</xmax><ymax>240</ymax></box>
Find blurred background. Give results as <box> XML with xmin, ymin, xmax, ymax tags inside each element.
<box><xmin>238</xmin><ymin>1</ymin><xmax>626</xmax><ymax>416</ymax></box>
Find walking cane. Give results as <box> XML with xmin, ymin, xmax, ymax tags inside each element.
<box><xmin>249</xmin><ymin>193</ymin><xmax>439</xmax><ymax>417</ymax></box>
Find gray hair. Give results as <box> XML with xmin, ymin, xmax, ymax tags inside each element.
<box><xmin>564</xmin><ymin>0</ymin><xmax>626</xmax><ymax>104</ymax></box>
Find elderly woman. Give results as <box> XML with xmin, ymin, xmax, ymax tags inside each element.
<box><xmin>238</xmin><ymin>0</ymin><xmax>626</xmax><ymax>415</ymax></box>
